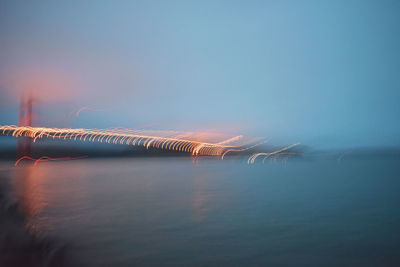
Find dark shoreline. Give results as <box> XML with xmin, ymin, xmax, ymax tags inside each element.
<box><xmin>0</xmin><ymin>172</ymin><xmax>68</xmax><ymax>267</ymax></box>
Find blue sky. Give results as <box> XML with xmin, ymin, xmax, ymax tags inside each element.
<box><xmin>1</xmin><ymin>0</ymin><xmax>399</xmax><ymax>149</ymax></box>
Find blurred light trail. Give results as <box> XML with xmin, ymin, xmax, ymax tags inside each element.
<box><xmin>68</xmin><ymin>106</ymin><xmax>114</xmax><ymax>118</ymax></box>
<box><xmin>15</xmin><ymin>155</ymin><xmax>88</xmax><ymax>166</ymax></box>
<box><xmin>2</xmin><ymin>125</ymin><xmax>299</xmax><ymax>160</ymax></box>
<box><xmin>247</xmin><ymin>143</ymin><xmax>300</xmax><ymax>164</ymax></box>
<box><xmin>1</xmin><ymin>125</ymin><xmax>261</xmax><ymax>157</ymax></box>
<box><xmin>221</xmin><ymin>141</ymin><xmax>268</xmax><ymax>160</ymax></box>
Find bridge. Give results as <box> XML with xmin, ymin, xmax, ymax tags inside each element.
<box><xmin>0</xmin><ymin>125</ymin><xmax>260</xmax><ymax>157</ymax></box>
<box><xmin>1</xmin><ymin>96</ymin><xmax>298</xmax><ymax>162</ymax></box>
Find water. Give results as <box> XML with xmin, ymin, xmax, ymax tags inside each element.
<box><xmin>1</xmin><ymin>157</ymin><xmax>400</xmax><ymax>266</ymax></box>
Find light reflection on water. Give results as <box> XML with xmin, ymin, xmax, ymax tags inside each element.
<box><xmin>11</xmin><ymin>161</ymin><xmax>90</xmax><ymax>236</ymax></box>
<box><xmin>4</xmin><ymin>157</ymin><xmax>400</xmax><ymax>266</ymax></box>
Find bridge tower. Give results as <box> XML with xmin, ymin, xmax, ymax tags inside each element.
<box><xmin>17</xmin><ymin>95</ymin><xmax>34</xmax><ymax>157</ymax></box>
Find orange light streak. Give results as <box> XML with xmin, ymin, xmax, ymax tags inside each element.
<box><xmin>15</xmin><ymin>155</ymin><xmax>88</xmax><ymax>166</ymax></box>
<box><xmin>68</xmin><ymin>106</ymin><xmax>114</xmax><ymax>118</ymax></box>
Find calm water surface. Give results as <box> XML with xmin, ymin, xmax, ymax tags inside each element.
<box><xmin>2</xmin><ymin>157</ymin><xmax>400</xmax><ymax>266</ymax></box>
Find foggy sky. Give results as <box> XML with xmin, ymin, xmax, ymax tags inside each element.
<box><xmin>1</xmin><ymin>0</ymin><xmax>399</xmax><ymax>149</ymax></box>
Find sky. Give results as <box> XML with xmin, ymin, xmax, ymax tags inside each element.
<box><xmin>0</xmin><ymin>0</ymin><xmax>399</xmax><ymax>149</ymax></box>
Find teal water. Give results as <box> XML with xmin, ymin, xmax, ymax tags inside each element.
<box><xmin>2</xmin><ymin>157</ymin><xmax>400</xmax><ymax>266</ymax></box>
